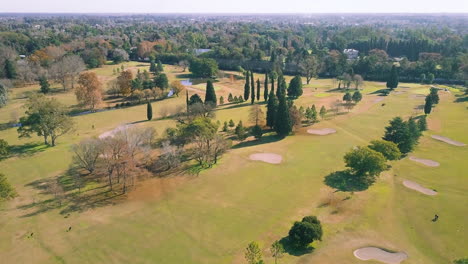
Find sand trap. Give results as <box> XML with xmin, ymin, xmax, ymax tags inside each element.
<box><xmin>431</xmin><ymin>135</ymin><xmax>466</xmax><ymax>146</ymax></box>
<box><xmin>409</xmin><ymin>156</ymin><xmax>440</xmax><ymax>167</ymax></box>
<box><xmin>354</xmin><ymin>247</ymin><xmax>408</xmax><ymax>264</ymax></box>
<box><xmin>307</xmin><ymin>128</ymin><xmax>337</xmax><ymax>135</ymax></box>
<box><xmin>249</xmin><ymin>153</ymin><xmax>282</xmax><ymax>164</ymax></box>
<box><xmin>373</xmin><ymin>97</ymin><xmax>385</xmax><ymax>103</ymax></box>
<box><xmin>403</xmin><ymin>180</ymin><xmax>437</xmax><ymax>196</ymax></box>
<box><xmin>99</xmin><ymin>124</ymin><xmax>133</xmax><ymax>139</ymax></box>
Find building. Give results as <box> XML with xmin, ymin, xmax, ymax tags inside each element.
<box><xmin>343</xmin><ymin>49</ymin><xmax>359</xmax><ymax>60</ymax></box>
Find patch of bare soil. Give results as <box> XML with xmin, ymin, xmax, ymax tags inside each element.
<box><xmin>249</xmin><ymin>153</ymin><xmax>283</xmax><ymax>164</ymax></box>
<box><xmin>354</xmin><ymin>247</ymin><xmax>408</xmax><ymax>264</ymax></box>
<box><xmin>307</xmin><ymin>128</ymin><xmax>337</xmax><ymax>135</ymax></box>
<box><xmin>431</xmin><ymin>135</ymin><xmax>466</xmax><ymax>146</ymax></box>
<box><xmin>403</xmin><ymin>180</ymin><xmax>437</xmax><ymax>196</ymax></box>
<box><xmin>409</xmin><ymin>156</ymin><xmax>440</xmax><ymax>167</ymax></box>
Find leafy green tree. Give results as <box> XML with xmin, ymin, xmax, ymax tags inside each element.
<box><xmin>251</xmin><ymin>125</ymin><xmax>263</xmax><ymax>139</ymax></box>
<box><xmin>0</xmin><ymin>83</ymin><xmax>8</xmax><ymax>107</ymax></box>
<box><xmin>352</xmin><ymin>90</ymin><xmax>362</xmax><ymax>103</ymax></box>
<box><xmin>270</xmin><ymin>240</ymin><xmax>285</xmax><ymax>264</ymax></box>
<box><xmin>245</xmin><ymin>241</ymin><xmax>262</xmax><ymax>264</ymax></box>
<box><xmin>368</xmin><ymin>140</ymin><xmax>402</xmax><ymax>160</ymax></box>
<box><xmin>424</xmin><ymin>95</ymin><xmax>433</xmax><ymax>115</ymax></box>
<box><xmin>429</xmin><ymin>87</ymin><xmax>439</xmax><ymax>104</ymax></box>
<box><xmin>288</xmin><ymin>216</ymin><xmax>323</xmax><ymax>248</ymax></box>
<box><xmin>222</xmin><ymin>121</ymin><xmax>228</xmax><ymax>132</ymax></box>
<box><xmin>408</xmin><ymin>117</ymin><xmax>421</xmax><ymax>143</ymax></box>
<box><xmin>4</xmin><ymin>59</ymin><xmax>17</xmax><ymax>79</ymax></box>
<box><xmin>0</xmin><ymin>139</ymin><xmax>9</xmax><ymax>157</ymax></box>
<box><xmin>149</xmin><ymin>60</ymin><xmax>156</xmax><ymax>73</ymax></box>
<box><xmin>189</xmin><ymin>58</ymin><xmax>218</xmax><ymax>77</ymax></box>
<box><xmin>235</xmin><ymin>121</ymin><xmax>248</xmax><ymax>141</ymax></box>
<box><xmin>228</xmin><ymin>119</ymin><xmax>235</xmax><ymax>128</ymax></box>
<box><xmin>344</xmin><ymin>146</ymin><xmax>387</xmax><ymax>184</ymax></box>
<box><xmin>266</xmin><ymin>90</ymin><xmax>278</xmax><ymax>128</ymax></box>
<box><xmin>0</xmin><ymin>173</ymin><xmax>16</xmax><ymax>201</ymax></box>
<box><xmin>274</xmin><ymin>94</ymin><xmax>292</xmax><ymax>137</ymax></box>
<box><xmin>264</xmin><ymin>73</ymin><xmax>269</xmax><ymax>101</ymax></box>
<box><xmin>244</xmin><ymin>71</ymin><xmax>250</xmax><ymax>101</ymax></box>
<box><xmin>147</xmin><ymin>102</ymin><xmax>153</xmax><ymax>121</ymax></box>
<box><xmin>343</xmin><ymin>92</ymin><xmax>352</xmax><ymax>103</ymax></box>
<box><xmin>18</xmin><ymin>95</ymin><xmax>74</xmax><ymax>146</ymax></box>
<box><xmin>319</xmin><ymin>106</ymin><xmax>327</xmax><ymax>120</ymax></box>
<box><xmin>154</xmin><ymin>73</ymin><xmax>169</xmax><ymax>89</ymax></box>
<box><xmin>204</xmin><ymin>80</ymin><xmax>217</xmax><ymax>106</ymax></box>
<box><xmin>417</xmin><ymin>116</ymin><xmax>428</xmax><ymax>131</ymax></box>
<box><xmin>427</xmin><ymin>73</ymin><xmax>435</xmax><ymax>84</ymax></box>
<box><xmin>287</xmin><ymin>75</ymin><xmax>303</xmax><ymax>98</ymax></box>
<box><xmin>383</xmin><ymin>117</ymin><xmax>414</xmax><ymax>154</ymax></box>
<box><xmin>386</xmin><ymin>65</ymin><xmax>399</xmax><ymax>90</ymax></box>
<box><xmin>256</xmin><ymin>78</ymin><xmax>261</xmax><ymax>101</ymax></box>
<box><xmin>157</xmin><ymin>60</ymin><xmax>164</xmax><ymax>72</ymax></box>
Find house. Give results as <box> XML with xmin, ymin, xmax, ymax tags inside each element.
<box><xmin>343</xmin><ymin>49</ymin><xmax>359</xmax><ymax>60</ymax></box>
<box><xmin>194</xmin><ymin>49</ymin><xmax>211</xmax><ymax>56</ymax></box>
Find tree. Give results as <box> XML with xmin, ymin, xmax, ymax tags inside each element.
<box><xmin>50</xmin><ymin>55</ymin><xmax>86</xmax><ymax>90</ymax></box>
<box><xmin>270</xmin><ymin>240</ymin><xmax>285</xmax><ymax>264</ymax></box>
<box><xmin>256</xmin><ymin>79</ymin><xmax>261</xmax><ymax>101</ymax></box>
<box><xmin>368</xmin><ymin>140</ymin><xmax>402</xmax><ymax>161</ymax></box>
<box><xmin>251</xmin><ymin>125</ymin><xmax>263</xmax><ymax>139</ymax></box>
<box><xmin>219</xmin><ymin>96</ymin><xmax>224</xmax><ymax>105</ymax></box>
<box><xmin>0</xmin><ymin>83</ymin><xmax>8</xmax><ymax>107</ymax></box>
<box><xmin>189</xmin><ymin>58</ymin><xmax>218</xmax><ymax>77</ymax></box>
<box><xmin>270</xmin><ymin>71</ymin><xmax>277</xmax><ymax>94</ymax></box>
<box><xmin>386</xmin><ymin>65</ymin><xmax>399</xmax><ymax>90</ymax></box>
<box><xmin>427</xmin><ymin>73</ymin><xmax>435</xmax><ymax>84</ymax></box>
<box><xmin>249</xmin><ymin>104</ymin><xmax>265</xmax><ymax>126</ymax></box>
<box><xmin>235</xmin><ymin>121</ymin><xmax>248</xmax><ymax>141</ymax></box>
<box><xmin>228</xmin><ymin>93</ymin><xmax>233</xmax><ymax>103</ymax></box>
<box><xmin>319</xmin><ymin>106</ymin><xmax>327</xmax><ymax>120</ymax></box>
<box><xmin>344</xmin><ymin>146</ymin><xmax>387</xmax><ymax>184</ymax></box>
<box><xmin>72</xmin><ymin>138</ymin><xmax>102</xmax><ymax>174</ymax></box>
<box><xmin>18</xmin><ymin>95</ymin><xmax>74</xmax><ymax>146</ymax></box>
<box><xmin>408</xmin><ymin>117</ymin><xmax>421</xmax><ymax>143</ymax></box>
<box><xmin>0</xmin><ymin>173</ymin><xmax>16</xmax><ymax>201</ymax></box>
<box><xmin>0</xmin><ymin>139</ymin><xmax>9</xmax><ymax>157</ymax></box>
<box><xmin>420</xmin><ymin>73</ymin><xmax>426</xmax><ymax>84</ymax></box>
<box><xmin>429</xmin><ymin>87</ymin><xmax>440</xmax><ymax>104</ymax></box>
<box><xmin>39</xmin><ymin>76</ymin><xmax>50</xmax><ymax>94</ymax></box>
<box><xmin>417</xmin><ymin>116</ymin><xmax>428</xmax><ymax>131</ymax></box>
<box><xmin>288</xmin><ymin>216</ymin><xmax>323</xmax><ymax>248</ymax></box>
<box><xmin>170</xmin><ymin>80</ymin><xmax>184</xmax><ymax>97</ymax></box>
<box><xmin>118</xmin><ymin>70</ymin><xmax>133</xmax><ymax>96</ymax></box>
<box><xmin>111</xmin><ymin>49</ymin><xmax>129</xmax><ymax>64</ymax></box>
<box><xmin>228</xmin><ymin>119</ymin><xmax>235</xmax><ymax>128</ymax></box>
<box><xmin>222</xmin><ymin>121</ymin><xmax>228</xmax><ymax>132</ymax></box>
<box><xmin>244</xmin><ymin>70</ymin><xmax>250</xmax><ymax>101</ymax></box>
<box><xmin>4</xmin><ymin>59</ymin><xmax>17</xmax><ymax>79</ymax></box>
<box><xmin>251</xmin><ymin>71</ymin><xmax>255</xmax><ymax>104</ymax></box>
<box><xmin>289</xmin><ymin>105</ymin><xmax>303</xmax><ymax>131</ymax></box>
<box><xmin>266</xmin><ymin>91</ymin><xmax>278</xmax><ymax>128</ymax></box>
<box><xmin>147</xmin><ymin>102</ymin><xmax>153</xmax><ymax>120</ymax></box>
<box><xmin>275</xmin><ymin>94</ymin><xmax>292</xmax><ymax>137</ymax></box>
<box><xmin>424</xmin><ymin>95</ymin><xmax>433</xmax><ymax>115</ymax></box>
<box><xmin>305</xmin><ymin>104</ymin><xmax>318</xmax><ymax>123</ymax></box>
<box><xmin>157</xmin><ymin>60</ymin><xmax>164</xmax><ymax>72</ymax></box>
<box><xmin>264</xmin><ymin>74</ymin><xmax>269</xmax><ymax>101</ymax></box>
<box><xmin>189</xmin><ymin>94</ymin><xmax>203</xmax><ymax>106</ymax></box>
<box><xmin>383</xmin><ymin>117</ymin><xmax>414</xmax><ymax>154</ymax></box>
<box><xmin>149</xmin><ymin>60</ymin><xmax>156</xmax><ymax>73</ymax></box>
<box><xmin>204</xmin><ymin>79</ymin><xmax>217</xmax><ymax>106</ymax></box>
<box><xmin>299</xmin><ymin>55</ymin><xmax>319</xmax><ymax>84</ymax></box>
<box><xmin>352</xmin><ymin>74</ymin><xmax>364</xmax><ymax>89</ymax></box>
<box><xmin>287</xmin><ymin>75</ymin><xmax>303</xmax><ymax>98</ymax></box>
<box><xmin>343</xmin><ymin>92</ymin><xmax>352</xmax><ymax>103</ymax></box>
<box><xmin>154</xmin><ymin>73</ymin><xmax>169</xmax><ymax>89</ymax></box>
<box><xmin>76</xmin><ymin>72</ymin><xmax>103</xmax><ymax>110</ymax></box>
<box><xmin>352</xmin><ymin>90</ymin><xmax>362</xmax><ymax>103</ymax></box>
<box><xmin>245</xmin><ymin>241</ymin><xmax>262</xmax><ymax>264</ymax></box>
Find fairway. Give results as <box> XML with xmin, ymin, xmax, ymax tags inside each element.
<box><xmin>1</xmin><ymin>63</ymin><xmax>467</xmax><ymax>264</ymax></box>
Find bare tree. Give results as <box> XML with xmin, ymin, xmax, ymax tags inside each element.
<box><xmin>178</xmin><ymin>60</ymin><xmax>189</xmax><ymax>72</ymax></box>
<box><xmin>50</xmin><ymin>55</ymin><xmax>85</xmax><ymax>90</ymax></box>
<box><xmin>249</xmin><ymin>104</ymin><xmax>265</xmax><ymax>126</ymax></box>
<box><xmin>72</xmin><ymin>138</ymin><xmax>102</xmax><ymax>174</ymax></box>
<box><xmin>352</xmin><ymin>74</ymin><xmax>364</xmax><ymax>89</ymax></box>
<box><xmin>299</xmin><ymin>55</ymin><xmax>319</xmax><ymax>84</ymax></box>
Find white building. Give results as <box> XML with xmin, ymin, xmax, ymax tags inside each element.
<box><xmin>343</xmin><ymin>49</ymin><xmax>359</xmax><ymax>60</ymax></box>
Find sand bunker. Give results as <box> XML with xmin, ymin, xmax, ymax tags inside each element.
<box><xmin>99</xmin><ymin>124</ymin><xmax>133</xmax><ymax>139</ymax></box>
<box><xmin>373</xmin><ymin>97</ymin><xmax>385</xmax><ymax>103</ymax></box>
<box><xmin>354</xmin><ymin>247</ymin><xmax>408</xmax><ymax>264</ymax></box>
<box><xmin>403</xmin><ymin>180</ymin><xmax>437</xmax><ymax>196</ymax></box>
<box><xmin>409</xmin><ymin>156</ymin><xmax>440</xmax><ymax>167</ymax></box>
<box><xmin>431</xmin><ymin>135</ymin><xmax>466</xmax><ymax>146</ymax></box>
<box><xmin>249</xmin><ymin>153</ymin><xmax>282</xmax><ymax>164</ymax></box>
<box><xmin>307</xmin><ymin>128</ymin><xmax>337</xmax><ymax>135</ymax></box>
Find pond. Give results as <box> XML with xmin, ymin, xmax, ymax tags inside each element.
<box><xmin>180</xmin><ymin>78</ymin><xmax>213</xmax><ymax>86</ymax></box>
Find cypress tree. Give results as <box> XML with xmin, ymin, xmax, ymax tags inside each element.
<box><xmin>251</xmin><ymin>74</ymin><xmax>255</xmax><ymax>104</ymax></box>
<box><xmin>264</xmin><ymin>73</ymin><xmax>269</xmax><ymax>101</ymax></box>
<box><xmin>424</xmin><ymin>95</ymin><xmax>433</xmax><ymax>115</ymax></box>
<box><xmin>256</xmin><ymin>79</ymin><xmax>261</xmax><ymax>101</ymax></box>
<box><xmin>228</xmin><ymin>93</ymin><xmax>233</xmax><ymax>102</ymax></box>
<box><xmin>204</xmin><ymin>80</ymin><xmax>217</xmax><ymax>106</ymax></box>
<box><xmin>386</xmin><ymin>65</ymin><xmax>399</xmax><ymax>90</ymax></box>
<box><xmin>147</xmin><ymin>102</ymin><xmax>153</xmax><ymax>121</ymax></box>
<box><xmin>244</xmin><ymin>71</ymin><xmax>250</xmax><ymax>101</ymax></box>
<box><xmin>266</xmin><ymin>90</ymin><xmax>278</xmax><ymax>128</ymax></box>
<box><xmin>4</xmin><ymin>59</ymin><xmax>17</xmax><ymax>79</ymax></box>
<box><xmin>186</xmin><ymin>90</ymin><xmax>189</xmax><ymax>113</ymax></box>
<box><xmin>39</xmin><ymin>76</ymin><xmax>50</xmax><ymax>94</ymax></box>
<box><xmin>270</xmin><ymin>71</ymin><xmax>277</xmax><ymax>94</ymax></box>
<box><xmin>276</xmin><ymin>75</ymin><xmax>282</xmax><ymax>97</ymax></box>
<box><xmin>429</xmin><ymin>87</ymin><xmax>439</xmax><ymax>104</ymax></box>
<box><xmin>275</xmin><ymin>93</ymin><xmax>292</xmax><ymax>137</ymax></box>
<box><xmin>157</xmin><ymin>60</ymin><xmax>164</xmax><ymax>72</ymax></box>
<box><xmin>149</xmin><ymin>60</ymin><xmax>156</xmax><ymax>73</ymax></box>
<box><xmin>287</xmin><ymin>75</ymin><xmax>303</xmax><ymax>98</ymax></box>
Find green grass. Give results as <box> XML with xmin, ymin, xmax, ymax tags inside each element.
<box><xmin>0</xmin><ymin>66</ymin><xmax>466</xmax><ymax>264</ymax></box>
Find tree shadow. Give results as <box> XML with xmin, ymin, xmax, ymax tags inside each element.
<box><xmin>370</xmin><ymin>89</ymin><xmax>391</xmax><ymax>96</ymax></box>
<box><xmin>324</xmin><ymin>170</ymin><xmax>370</xmax><ymax>192</ymax></box>
<box><xmin>1</xmin><ymin>142</ymin><xmax>49</xmax><ymax>161</ymax></box>
<box><xmin>231</xmin><ymin>134</ymin><xmax>282</xmax><ymax>149</ymax></box>
<box><xmin>279</xmin><ymin>236</ymin><xmax>314</xmax><ymax>256</ymax></box>
<box><xmin>454</xmin><ymin>95</ymin><xmax>468</xmax><ymax>103</ymax></box>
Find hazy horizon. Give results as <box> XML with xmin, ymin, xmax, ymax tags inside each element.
<box><xmin>2</xmin><ymin>0</ymin><xmax>468</xmax><ymax>14</ymax></box>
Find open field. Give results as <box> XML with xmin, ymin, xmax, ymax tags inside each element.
<box><xmin>1</xmin><ymin>62</ymin><xmax>467</xmax><ymax>264</ymax></box>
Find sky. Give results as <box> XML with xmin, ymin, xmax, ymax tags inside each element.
<box><xmin>2</xmin><ymin>0</ymin><xmax>468</xmax><ymax>13</ymax></box>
